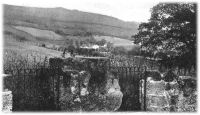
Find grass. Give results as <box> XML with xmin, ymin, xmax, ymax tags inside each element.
<box><xmin>14</xmin><ymin>26</ymin><xmax>63</xmax><ymax>40</ymax></box>
<box><xmin>3</xmin><ymin>50</ymin><xmax>48</xmax><ymax>72</ymax></box>
<box><xmin>93</xmin><ymin>35</ymin><xmax>138</xmax><ymax>50</ymax></box>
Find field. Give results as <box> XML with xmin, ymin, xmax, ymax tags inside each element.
<box><xmin>4</xmin><ymin>22</ymin><xmax>137</xmax><ymax>51</ymax></box>
<box><xmin>94</xmin><ymin>35</ymin><xmax>137</xmax><ymax>50</ymax></box>
<box><xmin>14</xmin><ymin>26</ymin><xmax>63</xmax><ymax>40</ymax></box>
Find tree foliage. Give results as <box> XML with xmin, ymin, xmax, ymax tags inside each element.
<box><xmin>112</xmin><ymin>46</ymin><xmax>127</xmax><ymax>55</ymax></box>
<box><xmin>132</xmin><ymin>3</ymin><xmax>196</xmax><ymax>70</ymax></box>
<box><xmin>96</xmin><ymin>39</ymin><xmax>107</xmax><ymax>46</ymax></box>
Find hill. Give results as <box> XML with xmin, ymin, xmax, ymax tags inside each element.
<box><xmin>4</xmin><ymin>4</ymin><xmax>139</xmax><ymax>38</ymax></box>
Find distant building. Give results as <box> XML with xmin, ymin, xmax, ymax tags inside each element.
<box><xmin>80</xmin><ymin>44</ymin><xmax>99</xmax><ymax>50</ymax></box>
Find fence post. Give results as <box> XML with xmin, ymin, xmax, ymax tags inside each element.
<box><xmin>125</xmin><ymin>67</ymin><xmax>128</xmax><ymax>80</ymax></box>
<box><xmin>143</xmin><ymin>71</ymin><xmax>147</xmax><ymax>111</ymax></box>
<box><xmin>56</xmin><ymin>68</ymin><xmax>60</xmax><ymax>110</ymax></box>
<box><xmin>23</xmin><ymin>69</ymin><xmax>26</xmax><ymax>102</ymax></box>
<box><xmin>129</xmin><ymin>67</ymin><xmax>132</xmax><ymax>81</ymax></box>
<box><xmin>144</xmin><ymin>66</ymin><xmax>147</xmax><ymax>72</ymax></box>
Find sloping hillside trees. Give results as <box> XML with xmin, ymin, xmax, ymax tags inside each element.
<box><xmin>132</xmin><ymin>3</ymin><xmax>196</xmax><ymax>74</ymax></box>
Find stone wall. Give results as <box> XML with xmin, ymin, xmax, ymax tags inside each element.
<box><xmin>2</xmin><ymin>90</ymin><xmax>12</xmax><ymax>112</ymax></box>
<box><xmin>140</xmin><ymin>70</ymin><xmax>197</xmax><ymax>112</ymax></box>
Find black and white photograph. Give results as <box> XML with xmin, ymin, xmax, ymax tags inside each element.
<box><xmin>1</xmin><ymin>0</ymin><xmax>197</xmax><ymax>112</ymax></box>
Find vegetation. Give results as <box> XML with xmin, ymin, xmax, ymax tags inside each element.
<box><xmin>3</xmin><ymin>50</ymin><xmax>49</xmax><ymax>72</ymax></box>
<box><xmin>4</xmin><ymin>4</ymin><xmax>139</xmax><ymax>38</ymax></box>
<box><xmin>112</xmin><ymin>46</ymin><xmax>127</xmax><ymax>55</ymax></box>
<box><xmin>96</xmin><ymin>39</ymin><xmax>107</xmax><ymax>46</ymax></box>
<box><xmin>132</xmin><ymin>3</ymin><xmax>196</xmax><ymax>74</ymax></box>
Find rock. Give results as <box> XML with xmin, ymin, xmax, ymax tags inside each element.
<box><xmin>147</xmin><ymin>94</ymin><xmax>169</xmax><ymax>108</ymax></box>
<box><xmin>177</xmin><ymin>91</ymin><xmax>197</xmax><ymax>112</ymax></box>
<box><xmin>146</xmin><ymin>80</ymin><xmax>166</xmax><ymax>95</ymax></box>
<box><xmin>104</xmin><ymin>71</ymin><xmax>123</xmax><ymax>111</ymax></box>
<box><xmin>139</xmin><ymin>71</ymin><xmax>197</xmax><ymax>112</ymax></box>
<box><xmin>80</xmin><ymin>88</ymin><xmax>89</xmax><ymax>96</ymax></box>
<box><xmin>79</xmin><ymin>71</ymin><xmax>91</xmax><ymax>96</ymax></box>
<box><xmin>177</xmin><ymin>76</ymin><xmax>197</xmax><ymax>112</ymax></box>
<box><xmin>140</xmin><ymin>71</ymin><xmax>170</xmax><ymax>111</ymax></box>
<box><xmin>106</xmin><ymin>90</ymin><xmax>123</xmax><ymax>111</ymax></box>
<box><xmin>145</xmin><ymin>80</ymin><xmax>170</xmax><ymax>111</ymax></box>
<box><xmin>2</xmin><ymin>90</ymin><xmax>12</xmax><ymax>112</ymax></box>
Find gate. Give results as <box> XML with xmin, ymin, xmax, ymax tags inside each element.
<box><xmin>110</xmin><ymin>66</ymin><xmax>147</xmax><ymax>111</ymax></box>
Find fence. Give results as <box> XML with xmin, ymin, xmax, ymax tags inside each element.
<box><xmin>3</xmin><ymin>67</ymin><xmax>60</xmax><ymax>111</ymax></box>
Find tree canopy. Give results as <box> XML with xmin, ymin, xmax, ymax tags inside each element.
<box><xmin>132</xmin><ymin>3</ymin><xmax>196</xmax><ymax>71</ymax></box>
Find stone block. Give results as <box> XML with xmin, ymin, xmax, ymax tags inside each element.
<box><xmin>2</xmin><ymin>90</ymin><xmax>12</xmax><ymax>112</ymax></box>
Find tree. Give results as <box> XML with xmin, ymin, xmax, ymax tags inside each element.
<box><xmin>68</xmin><ymin>45</ymin><xmax>75</xmax><ymax>56</ymax></box>
<box><xmin>127</xmin><ymin>46</ymin><xmax>140</xmax><ymax>56</ymax></box>
<box><xmin>84</xmin><ymin>32</ymin><xmax>93</xmax><ymax>37</ymax></box>
<box><xmin>106</xmin><ymin>42</ymin><xmax>114</xmax><ymax>52</ymax></box>
<box><xmin>75</xmin><ymin>40</ymin><xmax>80</xmax><ymax>49</ymax></box>
<box><xmin>112</xmin><ymin>46</ymin><xmax>127</xmax><ymax>55</ymax></box>
<box><xmin>85</xmin><ymin>37</ymin><xmax>97</xmax><ymax>45</ymax></box>
<box><xmin>97</xmin><ymin>39</ymin><xmax>107</xmax><ymax>46</ymax></box>
<box><xmin>132</xmin><ymin>3</ymin><xmax>196</xmax><ymax>73</ymax></box>
<box><xmin>64</xmin><ymin>39</ymin><xmax>73</xmax><ymax>47</ymax></box>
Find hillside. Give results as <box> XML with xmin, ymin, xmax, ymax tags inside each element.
<box><xmin>4</xmin><ymin>4</ymin><xmax>139</xmax><ymax>38</ymax></box>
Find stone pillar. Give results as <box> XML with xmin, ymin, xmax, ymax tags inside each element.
<box><xmin>146</xmin><ymin>80</ymin><xmax>170</xmax><ymax>112</ymax></box>
<box><xmin>2</xmin><ymin>90</ymin><xmax>12</xmax><ymax>112</ymax></box>
<box><xmin>3</xmin><ymin>74</ymin><xmax>13</xmax><ymax>112</ymax></box>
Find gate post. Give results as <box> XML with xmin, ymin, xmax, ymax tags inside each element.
<box><xmin>143</xmin><ymin>71</ymin><xmax>147</xmax><ymax>111</ymax></box>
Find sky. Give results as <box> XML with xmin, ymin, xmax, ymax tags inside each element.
<box><xmin>0</xmin><ymin>0</ymin><xmax>166</xmax><ymax>23</ymax></box>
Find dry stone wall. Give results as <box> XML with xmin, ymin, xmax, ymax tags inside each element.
<box><xmin>2</xmin><ymin>90</ymin><xmax>12</xmax><ymax>112</ymax></box>
<box><xmin>140</xmin><ymin>71</ymin><xmax>197</xmax><ymax>112</ymax></box>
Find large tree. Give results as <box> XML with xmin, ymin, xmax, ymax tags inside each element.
<box><xmin>132</xmin><ymin>3</ymin><xmax>196</xmax><ymax>73</ymax></box>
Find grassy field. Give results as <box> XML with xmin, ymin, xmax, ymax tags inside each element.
<box><xmin>3</xmin><ymin>30</ymin><xmax>64</xmax><ymax>70</ymax></box>
<box><xmin>10</xmin><ymin>24</ymin><xmax>138</xmax><ymax>50</ymax></box>
<box><xmin>94</xmin><ymin>35</ymin><xmax>138</xmax><ymax>50</ymax></box>
<box><xmin>14</xmin><ymin>26</ymin><xmax>63</xmax><ymax>40</ymax></box>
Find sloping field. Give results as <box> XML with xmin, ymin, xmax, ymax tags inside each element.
<box><xmin>14</xmin><ymin>26</ymin><xmax>63</xmax><ymax>40</ymax></box>
<box><xmin>4</xmin><ymin>31</ymin><xmax>63</xmax><ymax>58</ymax></box>
<box><xmin>94</xmin><ymin>35</ymin><xmax>137</xmax><ymax>50</ymax></box>
<box><xmin>4</xmin><ymin>25</ymin><xmax>38</xmax><ymax>42</ymax></box>
<box><xmin>4</xmin><ymin>40</ymin><xmax>62</xmax><ymax>58</ymax></box>
<box><xmin>94</xmin><ymin>35</ymin><xmax>133</xmax><ymax>46</ymax></box>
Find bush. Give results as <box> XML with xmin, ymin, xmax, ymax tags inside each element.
<box><xmin>112</xmin><ymin>46</ymin><xmax>127</xmax><ymax>55</ymax></box>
